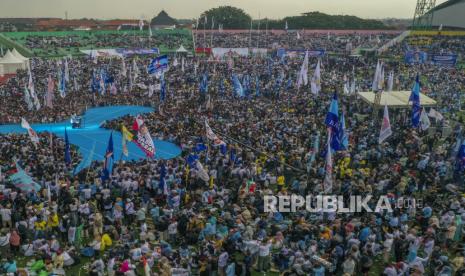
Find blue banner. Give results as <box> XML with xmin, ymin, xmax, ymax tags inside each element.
<box><xmin>277</xmin><ymin>49</ymin><xmax>325</xmax><ymax>58</ymax></box>
<box><xmin>432</xmin><ymin>54</ymin><xmax>457</xmax><ymax>67</ymax></box>
<box><xmin>404</xmin><ymin>51</ymin><xmax>428</xmax><ymax>64</ymax></box>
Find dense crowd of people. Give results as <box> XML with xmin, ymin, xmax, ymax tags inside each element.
<box><xmin>0</xmin><ymin>31</ymin><xmax>464</xmax><ymax>276</ymax></box>
<box><xmin>193</xmin><ymin>31</ymin><xmax>398</xmax><ymax>54</ymax></box>
<box><xmin>6</xmin><ymin>31</ymin><xmax>193</xmax><ymax>56</ymax></box>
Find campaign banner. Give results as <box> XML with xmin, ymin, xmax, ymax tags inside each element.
<box><xmin>431</xmin><ymin>54</ymin><xmax>457</xmax><ymax>67</ymax></box>
<box><xmin>407</xmin><ymin>37</ymin><xmax>432</xmax><ymax>46</ymax></box>
<box><xmin>116</xmin><ymin>48</ymin><xmax>159</xmax><ymax>56</ymax></box>
<box><xmin>277</xmin><ymin>49</ymin><xmax>326</xmax><ymax>58</ymax></box>
<box><xmin>81</xmin><ymin>48</ymin><xmax>159</xmax><ymax>57</ymax></box>
<box><xmin>212</xmin><ymin>48</ymin><xmax>249</xmax><ymax>58</ymax></box>
<box><xmin>81</xmin><ymin>49</ymin><xmax>122</xmax><ymax>57</ymax></box>
<box><xmin>195</xmin><ymin>48</ymin><xmax>212</xmax><ymax>55</ymax></box>
<box><xmin>404</xmin><ymin>51</ymin><xmax>428</xmax><ymax>64</ymax></box>
<box><xmin>250</xmin><ymin>48</ymin><xmax>268</xmax><ymax>57</ymax></box>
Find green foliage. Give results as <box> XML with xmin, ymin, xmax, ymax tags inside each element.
<box><xmin>253</xmin><ymin>12</ymin><xmax>388</xmax><ymax>30</ymax></box>
<box><xmin>200</xmin><ymin>6</ymin><xmax>252</xmax><ymax>29</ymax></box>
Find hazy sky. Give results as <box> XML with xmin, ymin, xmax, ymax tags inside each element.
<box><xmin>0</xmin><ymin>0</ymin><xmax>448</xmax><ymax>20</ymax></box>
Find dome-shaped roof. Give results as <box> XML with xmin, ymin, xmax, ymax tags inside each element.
<box><xmin>150</xmin><ymin>10</ymin><xmax>177</xmax><ymax>26</ymax></box>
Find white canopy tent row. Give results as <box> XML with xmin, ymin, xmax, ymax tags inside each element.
<box><xmin>0</xmin><ymin>48</ymin><xmax>29</xmax><ymax>76</ymax></box>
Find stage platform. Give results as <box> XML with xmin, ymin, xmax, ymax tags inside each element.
<box><xmin>357</xmin><ymin>91</ymin><xmax>437</xmax><ymax>108</ymax></box>
<box><xmin>0</xmin><ymin>105</ymin><xmax>182</xmax><ymax>174</ymax></box>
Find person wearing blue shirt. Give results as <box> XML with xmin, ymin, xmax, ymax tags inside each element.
<box><xmin>312</xmin><ymin>263</ymin><xmax>325</xmax><ymax>276</ymax></box>
<box><xmin>2</xmin><ymin>258</ymin><xmax>17</xmax><ymax>274</ymax></box>
<box><xmin>359</xmin><ymin>226</ymin><xmax>371</xmax><ymax>243</ymax></box>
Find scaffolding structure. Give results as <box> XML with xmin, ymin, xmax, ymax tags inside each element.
<box><xmin>412</xmin><ymin>0</ymin><xmax>437</xmax><ymax>29</ymax></box>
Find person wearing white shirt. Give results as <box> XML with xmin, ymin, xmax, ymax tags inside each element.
<box><xmin>257</xmin><ymin>239</ymin><xmax>272</xmax><ymax>272</ymax></box>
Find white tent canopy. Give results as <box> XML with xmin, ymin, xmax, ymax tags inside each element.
<box><xmin>0</xmin><ymin>49</ymin><xmax>27</xmax><ymax>76</ymax></box>
<box><xmin>357</xmin><ymin>91</ymin><xmax>437</xmax><ymax>108</ymax></box>
<box><xmin>11</xmin><ymin>48</ymin><xmax>29</xmax><ymax>62</ymax></box>
<box><xmin>176</xmin><ymin>45</ymin><xmax>188</xmax><ymax>53</ymax></box>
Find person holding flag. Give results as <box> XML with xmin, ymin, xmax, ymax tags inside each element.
<box><xmin>64</xmin><ymin>128</ymin><xmax>71</xmax><ymax>166</ymax></box>
<box><xmin>101</xmin><ymin>132</ymin><xmax>114</xmax><ymax>181</ymax></box>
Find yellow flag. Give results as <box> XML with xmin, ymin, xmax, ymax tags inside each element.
<box><xmin>121</xmin><ymin>125</ymin><xmax>134</xmax><ymax>157</ymax></box>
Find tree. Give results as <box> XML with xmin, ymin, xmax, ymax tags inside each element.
<box><xmin>199</xmin><ymin>6</ymin><xmax>252</xmax><ymax>30</ymax></box>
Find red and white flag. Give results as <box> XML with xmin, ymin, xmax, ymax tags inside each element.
<box><xmin>132</xmin><ymin>115</ymin><xmax>155</xmax><ymax>158</ymax></box>
<box><xmin>205</xmin><ymin>120</ymin><xmax>226</xmax><ymax>147</ymax></box>
<box><xmin>21</xmin><ymin>118</ymin><xmax>40</xmax><ymax>145</ymax></box>
<box><xmin>379</xmin><ymin>104</ymin><xmax>392</xmax><ymax>144</ymax></box>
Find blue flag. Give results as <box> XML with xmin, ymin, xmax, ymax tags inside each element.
<box><xmin>286</xmin><ymin>78</ymin><xmax>292</xmax><ymax>91</ymax></box>
<box><xmin>255</xmin><ymin>75</ymin><xmax>260</xmax><ymax>96</ymax></box>
<box><xmin>458</xmin><ymin>140</ymin><xmax>465</xmax><ymax>171</ymax></box>
<box><xmin>91</xmin><ymin>70</ymin><xmax>99</xmax><ymax>93</ymax></box>
<box><xmin>410</xmin><ymin>75</ymin><xmax>421</xmax><ymax>128</ymax></box>
<box><xmin>186</xmin><ymin>154</ymin><xmax>199</xmax><ymax>167</ymax></box>
<box><xmin>195</xmin><ymin>143</ymin><xmax>207</xmax><ymax>152</ymax></box>
<box><xmin>232</xmin><ymin>74</ymin><xmax>244</xmax><ymax>97</ymax></box>
<box><xmin>200</xmin><ymin>73</ymin><xmax>208</xmax><ymax>93</ymax></box>
<box><xmin>100</xmin><ymin>132</ymin><xmax>114</xmax><ymax>181</ymax></box>
<box><xmin>59</xmin><ymin>66</ymin><xmax>66</xmax><ymax>98</ymax></box>
<box><xmin>64</xmin><ymin>128</ymin><xmax>71</xmax><ymax>166</ymax></box>
<box><xmin>325</xmin><ymin>93</ymin><xmax>339</xmax><ymax>131</ymax></box>
<box><xmin>218</xmin><ymin>78</ymin><xmax>225</xmax><ymax>95</ymax></box>
<box><xmin>148</xmin><ymin>55</ymin><xmax>168</xmax><ymax>75</ymax></box>
<box><xmin>338</xmin><ymin>113</ymin><xmax>349</xmax><ymax>150</ymax></box>
<box><xmin>325</xmin><ymin>93</ymin><xmax>341</xmax><ymax>151</ymax></box>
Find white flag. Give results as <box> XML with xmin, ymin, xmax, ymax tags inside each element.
<box><xmin>372</xmin><ymin>60</ymin><xmax>380</xmax><ymax>91</ymax></box>
<box><xmin>387</xmin><ymin>71</ymin><xmax>394</xmax><ymax>92</ymax></box>
<box><xmin>377</xmin><ymin>64</ymin><xmax>385</xmax><ymax>91</ymax></box>
<box><xmin>420</xmin><ymin>109</ymin><xmax>431</xmax><ymax>131</ymax></box>
<box><xmin>350</xmin><ymin>78</ymin><xmax>356</xmax><ymax>94</ymax></box>
<box><xmin>181</xmin><ymin>57</ymin><xmax>185</xmax><ymax>72</ymax></box>
<box><xmin>428</xmin><ymin>108</ymin><xmax>443</xmax><ymax>121</ymax></box>
<box><xmin>297</xmin><ymin>50</ymin><xmax>309</xmax><ymax>88</ymax></box>
<box><xmin>173</xmin><ymin>58</ymin><xmax>178</xmax><ymax>67</ymax></box>
<box><xmin>148</xmin><ymin>84</ymin><xmax>154</xmax><ymax>97</ymax></box>
<box><xmin>195</xmin><ymin>160</ymin><xmax>210</xmax><ymax>183</ymax></box>
<box><xmin>21</xmin><ymin>118</ymin><xmax>40</xmax><ymax>145</ymax></box>
<box><xmin>323</xmin><ymin>133</ymin><xmax>333</xmax><ymax>193</ymax></box>
<box><xmin>310</xmin><ymin>60</ymin><xmax>321</xmax><ymax>95</ymax></box>
<box><xmin>64</xmin><ymin>58</ymin><xmax>70</xmax><ymax>82</ymax></box>
<box><xmin>379</xmin><ymin>104</ymin><xmax>393</xmax><ymax>144</ymax></box>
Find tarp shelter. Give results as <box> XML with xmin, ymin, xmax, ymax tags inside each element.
<box><xmin>176</xmin><ymin>45</ymin><xmax>188</xmax><ymax>53</ymax></box>
<box><xmin>0</xmin><ymin>49</ymin><xmax>27</xmax><ymax>76</ymax></box>
<box><xmin>357</xmin><ymin>91</ymin><xmax>437</xmax><ymax>108</ymax></box>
